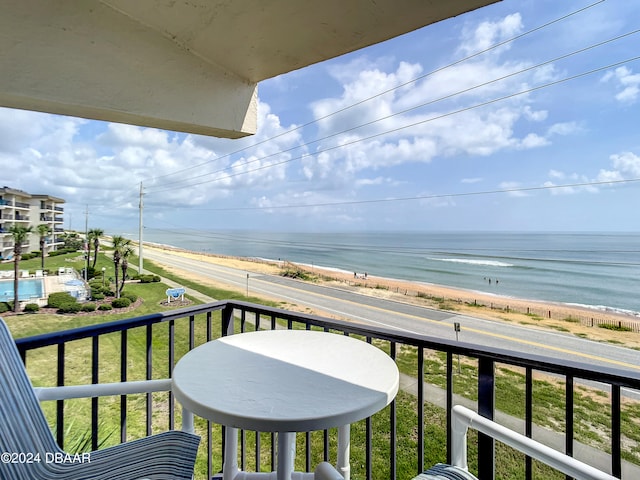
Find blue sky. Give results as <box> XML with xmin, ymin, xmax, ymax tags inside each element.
<box><xmin>2</xmin><ymin>0</ymin><xmax>639</xmax><ymax>234</ymax></box>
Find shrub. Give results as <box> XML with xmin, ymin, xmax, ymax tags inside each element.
<box><xmin>23</xmin><ymin>303</ymin><xmax>40</xmax><ymax>313</ymax></box>
<box><xmin>81</xmin><ymin>303</ymin><xmax>96</xmax><ymax>312</ymax></box>
<box><xmin>57</xmin><ymin>302</ymin><xmax>82</xmax><ymax>314</ymax></box>
<box><xmin>98</xmin><ymin>304</ymin><xmax>112</xmax><ymax>311</ymax></box>
<box><xmin>0</xmin><ymin>302</ymin><xmax>10</xmax><ymax>314</ymax></box>
<box><xmin>47</xmin><ymin>292</ymin><xmax>77</xmax><ymax>308</ymax></box>
<box><xmin>111</xmin><ymin>298</ymin><xmax>131</xmax><ymax>308</ymax></box>
<box><xmin>138</xmin><ymin>274</ymin><xmax>160</xmax><ymax>283</ymax></box>
<box><xmin>598</xmin><ymin>323</ymin><xmax>632</xmax><ymax>332</ymax></box>
<box><xmin>49</xmin><ymin>248</ymin><xmax>76</xmax><ymax>257</ymax></box>
<box><xmin>123</xmin><ymin>292</ymin><xmax>138</xmax><ymax>303</ymax></box>
<box><xmin>91</xmin><ymin>292</ymin><xmax>105</xmax><ymax>301</ymax></box>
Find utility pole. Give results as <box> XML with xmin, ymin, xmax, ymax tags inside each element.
<box><xmin>84</xmin><ymin>205</ymin><xmax>89</xmax><ymax>282</ymax></box>
<box><xmin>138</xmin><ymin>182</ymin><xmax>144</xmax><ymax>275</ymax></box>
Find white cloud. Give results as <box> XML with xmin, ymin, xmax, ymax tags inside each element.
<box><xmin>547</xmin><ymin>122</ymin><xmax>581</xmax><ymax>136</ymax></box>
<box><xmin>596</xmin><ymin>152</ymin><xmax>640</xmax><ymax>183</ymax></box>
<box><xmin>458</xmin><ymin>13</ymin><xmax>524</xmax><ymax>56</ymax></box>
<box><xmin>461</xmin><ymin>177</ymin><xmax>483</xmax><ymax>184</ymax></box>
<box><xmin>601</xmin><ymin>66</ymin><xmax>640</xmax><ymax>104</ymax></box>
<box><xmin>300</xmin><ymin>13</ymin><xmax>570</xmax><ymax>187</ymax></box>
<box><xmin>610</xmin><ymin>151</ymin><xmax>640</xmax><ymax>176</ymax></box>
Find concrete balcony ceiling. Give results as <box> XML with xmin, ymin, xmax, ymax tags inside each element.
<box><xmin>0</xmin><ymin>0</ymin><xmax>498</xmax><ymax>138</ymax></box>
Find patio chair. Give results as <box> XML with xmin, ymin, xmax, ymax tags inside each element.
<box><xmin>0</xmin><ymin>318</ymin><xmax>200</xmax><ymax>480</ymax></box>
<box><xmin>414</xmin><ymin>405</ymin><xmax>615</xmax><ymax>480</ymax></box>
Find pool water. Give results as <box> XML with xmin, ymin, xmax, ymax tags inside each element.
<box><xmin>0</xmin><ymin>278</ymin><xmax>45</xmax><ymax>301</ymax></box>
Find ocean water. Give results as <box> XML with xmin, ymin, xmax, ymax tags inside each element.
<box><xmin>131</xmin><ymin>230</ymin><xmax>640</xmax><ymax>316</ymax></box>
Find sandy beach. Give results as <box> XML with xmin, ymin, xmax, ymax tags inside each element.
<box><xmin>143</xmin><ymin>243</ymin><xmax>640</xmax><ymax>350</ymax></box>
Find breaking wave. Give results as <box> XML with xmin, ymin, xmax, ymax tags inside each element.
<box><xmin>431</xmin><ymin>258</ymin><xmax>514</xmax><ymax>267</ymax></box>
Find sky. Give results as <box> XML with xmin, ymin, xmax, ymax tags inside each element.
<box><xmin>2</xmin><ymin>0</ymin><xmax>640</xmax><ymax>235</ymax></box>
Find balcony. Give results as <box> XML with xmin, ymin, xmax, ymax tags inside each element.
<box><xmin>10</xmin><ymin>300</ymin><xmax>640</xmax><ymax>480</ymax></box>
<box><xmin>14</xmin><ymin>201</ymin><xmax>30</xmax><ymax>209</ymax></box>
<box><xmin>14</xmin><ymin>214</ymin><xmax>30</xmax><ymax>221</ymax></box>
<box><xmin>54</xmin><ymin>206</ymin><xmax>64</xmax><ymax>212</ymax></box>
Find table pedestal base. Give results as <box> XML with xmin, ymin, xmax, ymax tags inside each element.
<box><xmin>219</xmin><ymin>427</ymin><xmax>349</xmax><ymax>480</ymax></box>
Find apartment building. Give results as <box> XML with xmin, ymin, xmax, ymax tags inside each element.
<box><xmin>0</xmin><ymin>186</ymin><xmax>65</xmax><ymax>260</ymax></box>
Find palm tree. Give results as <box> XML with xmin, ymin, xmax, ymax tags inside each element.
<box><xmin>119</xmin><ymin>242</ymin><xmax>135</xmax><ymax>297</ymax></box>
<box><xmin>111</xmin><ymin>236</ymin><xmax>130</xmax><ymax>299</ymax></box>
<box><xmin>88</xmin><ymin>228</ymin><xmax>104</xmax><ymax>269</ymax></box>
<box><xmin>8</xmin><ymin>225</ymin><xmax>32</xmax><ymax>313</ymax></box>
<box><xmin>36</xmin><ymin>224</ymin><xmax>52</xmax><ymax>271</ymax></box>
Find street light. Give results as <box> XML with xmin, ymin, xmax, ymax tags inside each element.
<box><xmin>101</xmin><ymin>267</ymin><xmax>106</xmax><ymax>286</ymax></box>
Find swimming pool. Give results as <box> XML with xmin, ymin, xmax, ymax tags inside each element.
<box><xmin>0</xmin><ymin>278</ymin><xmax>45</xmax><ymax>301</ymax></box>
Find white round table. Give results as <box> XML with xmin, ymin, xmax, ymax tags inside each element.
<box><xmin>172</xmin><ymin>329</ymin><xmax>399</xmax><ymax>480</ymax></box>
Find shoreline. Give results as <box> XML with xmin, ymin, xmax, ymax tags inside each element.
<box><xmin>141</xmin><ymin>242</ymin><xmax>640</xmax><ymax>333</ymax></box>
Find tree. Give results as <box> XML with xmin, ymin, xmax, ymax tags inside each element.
<box><xmin>8</xmin><ymin>225</ymin><xmax>32</xmax><ymax>313</ymax></box>
<box><xmin>88</xmin><ymin>228</ymin><xmax>104</xmax><ymax>269</ymax></box>
<box><xmin>111</xmin><ymin>236</ymin><xmax>131</xmax><ymax>299</ymax></box>
<box><xmin>119</xmin><ymin>242</ymin><xmax>135</xmax><ymax>296</ymax></box>
<box><xmin>35</xmin><ymin>224</ymin><xmax>52</xmax><ymax>271</ymax></box>
<box><xmin>61</xmin><ymin>232</ymin><xmax>83</xmax><ymax>251</ymax></box>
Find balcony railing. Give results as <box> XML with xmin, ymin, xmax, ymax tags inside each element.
<box><xmin>13</xmin><ymin>300</ymin><xmax>640</xmax><ymax>479</ymax></box>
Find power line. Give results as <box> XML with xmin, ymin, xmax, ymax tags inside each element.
<box><xmin>144</xmin><ymin>53</ymin><xmax>640</xmax><ymax>195</ymax></box>
<box><xmin>143</xmin><ymin>0</ymin><xmax>606</xmax><ymax>187</ymax></box>
<box><xmin>147</xmin><ymin>177</ymin><xmax>640</xmax><ymax>212</ymax></box>
<box><xmin>144</xmin><ymin>28</ymin><xmax>640</xmax><ymax>194</ymax></box>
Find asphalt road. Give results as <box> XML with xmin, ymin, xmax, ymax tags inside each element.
<box><xmin>143</xmin><ymin>249</ymin><xmax>640</xmax><ymax>374</ymax></box>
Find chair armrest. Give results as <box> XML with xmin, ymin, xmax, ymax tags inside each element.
<box><xmin>33</xmin><ymin>379</ymin><xmax>172</xmax><ymax>401</ymax></box>
<box><xmin>451</xmin><ymin>405</ymin><xmax>616</xmax><ymax>480</ymax></box>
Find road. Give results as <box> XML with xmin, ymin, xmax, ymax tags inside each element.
<box><xmin>143</xmin><ymin>249</ymin><xmax>640</xmax><ymax>374</ymax></box>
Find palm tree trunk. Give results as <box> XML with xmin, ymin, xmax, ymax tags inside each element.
<box><xmin>40</xmin><ymin>238</ymin><xmax>45</xmax><ymax>270</ymax></box>
<box><xmin>13</xmin><ymin>252</ymin><xmax>20</xmax><ymax>313</ymax></box>
<box><xmin>92</xmin><ymin>240</ymin><xmax>99</xmax><ymax>269</ymax></box>
<box><xmin>120</xmin><ymin>262</ymin><xmax>128</xmax><ymax>296</ymax></box>
<box><xmin>113</xmin><ymin>259</ymin><xmax>120</xmax><ymax>299</ymax></box>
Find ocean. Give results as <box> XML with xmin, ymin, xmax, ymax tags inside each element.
<box><xmin>129</xmin><ymin>230</ymin><xmax>640</xmax><ymax>316</ymax></box>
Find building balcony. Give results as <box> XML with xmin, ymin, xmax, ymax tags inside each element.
<box><xmin>54</xmin><ymin>206</ymin><xmax>64</xmax><ymax>212</ymax></box>
<box><xmin>14</xmin><ymin>214</ymin><xmax>30</xmax><ymax>221</ymax></box>
<box><xmin>10</xmin><ymin>300</ymin><xmax>640</xmax><ymax>480</ymax></box>
<box><xmin>13</xmin><ymin>201</ymin><xmax>30</xmax><ymax>209</ymax></box>
<box><xmin>54</xmin><ymin>217</ymin><xmax>64</xmax><ymax>223</ymax></box>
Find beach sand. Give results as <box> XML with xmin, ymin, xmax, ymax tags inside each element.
<box><xmin>144</xmin><ymin>244</ymin><xmax>640</xmax><ymax>350</ymax></box>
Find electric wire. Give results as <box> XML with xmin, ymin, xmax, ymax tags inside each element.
<box><xmin>142</xmin><ymin>0</ymin><xmax>606</xmax><ymax>187</ymax></box>
<box><xmin>143</xmin><ymin>54</ymin><xmax>640</xmax><ymax>196</ymax></box>
<box><xmin>144</xmin><ymin>28</ymin><xmax>640</xmax><ymax>194</ymax></box>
